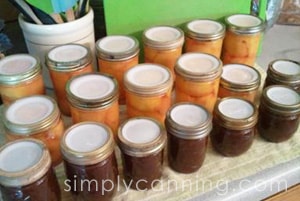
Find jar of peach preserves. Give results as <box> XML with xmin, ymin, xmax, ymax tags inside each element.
<box><xmin>96</xmin><ymin>35</ymin><xmax>139</xmax><ymax>104</ymax></box>
<box><xmin>184</xmin><ymin>19</ymin><xmax>225</xmax><ymax>58</ymax></box>
<box><xmin>0</xmin><ymin>54</ymin><xmax>45</xmax><ymax>105</ymax></box>
<box><xmin>3</xmin><ymin>95</ymin><xmax>65</xmax><ymax>166</ymax></box>
<box><xmin>46</xmin><ymin>44</ymin><xmax>94</xmax><ymax>116</ymax></box>
<box><xmin>174</xmin><ymin>52</ymin><xmax>222</xmax><ymax>112</ymax></box>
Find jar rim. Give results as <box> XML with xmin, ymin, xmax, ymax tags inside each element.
<box><xmin>225</xmin><ymin>14</ymin><xmax>265</xmax><ymax>34</ymax></box>
<box><xmin>267</xmin><ymin>59</ymin><xmax>300</xmax><ymax>83</ymax></box>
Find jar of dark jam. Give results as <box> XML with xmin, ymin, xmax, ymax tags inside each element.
<box><xmin>117</xmin><ymin>117</ymin><xmax>166</xmax><ymax>190</ymax></box>
<box><xmin>210</xmin><ymin>97</ymin><xmax>258</xmax><ymax>157</ymax></box>
<box><xmin>264</xmin><ymin>59</ymin><xmax>300</xmax><ymax>93</ymax></box>
<box><xmin>258</xmin><ymin>85</ymin><xmax>300</xmax><ymax>142</ymax></box>
<box><xmin>165</xmin><ymin>103</ymin><xmax>212</xmax><ymax>173</ymax></box>
<box><xmin>60</xmin><ymin>122</ymin><xmax>118</xmax><ymax>201</ymax></box>
<box><xmin>0</xmin><ymin>139</ymin><xmax>61</xmax><ymax>201</ymax></box>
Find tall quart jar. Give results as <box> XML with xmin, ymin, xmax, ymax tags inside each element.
<box><xmin>124</xmin><ymin>63</ymin><xmax>173</xmax><ymax>124</ymax></box>
<box><xmin>218</xmin><ymin>64</ymin><xmax>261</xmax><ymax>102</ymax></box>
<box><xmin>0</xmin><ymin>139</ymin><xmax>61</xmax><ymax>201</ymax></box>
<box><xmin>3</xmin><ymin>95</ymin><xmax>65</xmax><ymax>166</ymax></box>
<box><xmin>0</xmin><ymin>54</ymin><xmax>45</xmax><ymax>105</ymax></box>
<box><xmin>118</xmin><ymin>117</ymin><xmax>166</xmax><ymax>190</ymax></box>
<box><xmin>46</xmin><ymin>44</ymin><xmax>94</xmax><ymax>116</ymax></box>
<box><xmin>61</xmin><ymin>122</ymin><xmax>118</xmax><ymax>201</ymax></box>
<box><xmin>258</xmin><ymin>85</ymin><xmax>300</xmax><ymax>142</ymax></box>
<box><xmin>165</xmin><ymin>103</ymin><xmax>212</xmax><ymax>173</ymax></box>
<box><xmin>184</xmin><ymin>19</ymin><xmax>225</xmax><ymax>58</ymax></box>
<box><xmin>221</xmin><ymin>14</ymin><xmax>264</xmax><ymax>66</ymax></box>
<box><xmin>264</xmin><ymin>59</ymin><xmax>300</xmax><ymax>93</ymax></box>
<box><xmin>66</xmin><ymin>73</ymin><xmax>119</xmax><ymax>136</ymax></box>
<box><xmin>142</xmin><ymin>25</ymin><xmax>184</xmax><ymax>78</ymax></box>
<box><xmin>210</xmin><ymin>97</ymin><xmax>258</xmax><ymax>157</ymax></box>
<box><xmin>175</xmin><ymin>52</ymin><xmax>222</xmax><ymax>112</ymax></box>
<box><xmin>96</xmin><ymin>35</ymin><xmax>140</xmax><ymax>104</ymax></box>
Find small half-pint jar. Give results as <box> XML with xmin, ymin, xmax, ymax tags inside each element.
<box><xmin>165</xmin><ymin>103</ymin><xmax>212</xmax><ymax>173</ymax></box>
<box><xmin>0</xmin><ymin>139</ymin><xmax>61</xmax><ymax>201</ymax></box>
<box><xmin>142</xmin><ymin>25</ymin><xmax>184</xmax><ymax>78</ymax></box>
<box><xmin>0</xmin><ymin>54</ymin><xmax>45</xmax><ymax>105</ymax></box>
<box><xmin>66</xmin><ymin>73</ymin><xmax>119</xmax><ymax>136</ymax></box>
<box><xmin>221</xmin><ymin>14</ymin><xmax>264</xmax><ymax>66</ymax></box>
<box><xmin>3</xmin><ymin>95</ymin><xmax>65</xmax><ymax>166</ymax></box>
<box><xmin>118</xmin><ymin>117</ymin><xmax>167</xmax><ymax>190</ymax></box>
<box><xmin>124</xmin><ymin>63</ymin><xmax>173</xmax><ymax>124</ymax></box>
<box><xmin>46</xmin><ymin>44</ymin><xmax>94</xmax><ymax>116</ymax></box>
<box><xmin>210</xmin><ymin>97</ymin><xmax>258</xmax><ymax>157</ymax></box>
<box><xmin>264</xmin><ymin>59</ymin><xmax>300</xmax><ymax>93</ymax></box>
<box><xmin>175</xmin><ymin>52</ymin><xmax>222</xmax><ymax>112</ymax></box>
<box><xmin>218</xmin><ymin>64</ymin><xmax>261</xmax><ymax>102</ymax></box>
<box><xmin>184</xmin><ymin>19</ymin><xmax>225</xmax><ymax>58</ymax></box>
<box><xmin>61</xmin><ymin>122</ymin><xmax>118</xmax><ymax>201</ymax></box>
<box><xmin>258</xmin><ymin>85</ymin><xmax>300</xmax><ymax>142</ymax></box>
<box><xmin>96</xmin><ymin>35</ymin><xmax>140</xmax><ymax>104</ymax></box>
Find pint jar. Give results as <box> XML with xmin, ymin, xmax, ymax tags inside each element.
<box><xmin>96</xmin><ymin>35</ymin><xmax>139</xmax><ymax>104</ymax></box>
<box><xmin>264</xmin><ymin>59</ymin><xmax>300</xmax><ymax>93</ymax></box>
<box><xmin>118</xmin><ymin>117</ymin><xmax>166</xmax><ymax>190</ymax></box>
<box><xmin>124</xmin><ymin>63</ymin><xmax>173</xmax><ymax>124</ymax></box>
<box><xmin>66</xmin><ymin>73</ymin><xmax>119</xmax><ymax>136</ymax></box>
<box><xmin>46</xmin><ymin>44</ymin><xmax>94</xmax><ymax>116</ymax></box>
<box><xmin>210</xmin><ymin>97</ymin><xmax>258</xmax><ymax>157</ymax></box>
<box><xmin>3</xmin><ymin>95</ymin><xmax>65</xmax><ymax>166</ymax></box>
<box><xmin>258</xmin><ymin>85</ymin><xmax>300</xmax><ymax>142</ymax></box>
<box><xmin>61</xmin><ymin>122</ymin><xmax>118</xmax><ymax>201</ymax></box>
<box><xmin>165</xmin><ymin>103</ymin><xmax>212</xmax><ymax>173</ymax></box>
<box><xmin>142</xmin><ymin>25</ymin><xmax>184</xmax><ymax>78</ymax></box>
<box><xmin>0</xmin><ymin>54</ymin><xmax>45</xmax><ymax>105</ymax></box>
<box><xmin>218</xmin><ymin>64</ymin><xmax>261</xmax><ymax>102</ymax></box>
<box><xmin>0</xmin><ymin>139</ymin><xmax>61</xmax><ymax>201</ymax></box>
<box><xmin>221</xmin><ymin>14</ymin><xmax>264</xmax><ymax>66</ymax></box>
<box><xmin>184</xmin><ymin>19</ymin><xmax>225</xmax><ymax>58</ymax></box>
<box><xmin>175</xmin><ymin>52</ymin><xmax>222</xmax><ymax>112</ymax></box>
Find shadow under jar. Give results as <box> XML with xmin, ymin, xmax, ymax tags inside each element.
<box><xmin>258</xmin><ymin>85</ymin><xmax>300</xmax><ymax>142</ymax></box>
<box><xmin>210</xmin><ymin>97</ymin><xmax>258</xmax><ymax>157</ymax></box>
<box><xmin>117</xmin><ymin>117</ymin><xmax>166</xmax><ymax>190</ymax></box>
<box><xmin>0</xmin><ymin>139</ymin><xmax>61</xmax><ymax>201</ymax></box>
<box><xmin>60</xmin><ymin>122</ymin><xmax>118</xmax><ymax>201</ymax></box>
<box><xmin>165</xmin><ymin>103</ymin><xmax>212</xmax><ymax>173</ymax></box>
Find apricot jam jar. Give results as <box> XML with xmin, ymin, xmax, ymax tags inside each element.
<box><xmin>46</xmin><ymin>44</ymin><xmax>94</xmax><ymax>116</ymax></box>
<box><xmin>210</xmin><ymin>97</ymin><xmax>258</xmax><ymax>157</ymax></box>
<box><xmin>0</xmin><ymin>54</ymin><xmax>45</xmax><ymax>105</ymax></box>
<box><xmin>0</xmin><ymin>139</ymin><xmax>61</xmax><ymax>201</ymax></box>
<box><xmin>218</xmin><ymin>64</ymin><xmax>261</xmax><ymax>102</ymax></box>
<box><xmin>66</xmin><ymin>73</ymin><xmax>119</xmax><ymax>137</ymax></box>
<box><xmin>61</xmin><ymin>122</ymin><xmax>118</xmax><ymax>201</ymax></box>
<box><xmin>3</xmin><ymin>95</ymin><xmax>65</xmax><ymax>166</ymax></box>
<box><xmin>258</xmin><ymin>85</ymin><xmax>300</xmax><ymax>142</ymax></box>
<box><xmin>96</xmin><ymin>35</ymin><xmax>139</xmax><ymax>104</ymax></box>
<box><xmin>174</xmin><ymin>52</ymin><xmax>222</xmax><ymax>113</ymax></box>
<box><xmin>124</xmin><ymin>63</ymin><xmax>173</xmax><ymax>124</ymax></box>
<box><xmin>118</xmin><ymin>118</ymin><xmax>166</xmax><ymax>190</ymax></box>
<box><xmin>264</xmin><ymin>59</ymin><xmax>300</xmax><ymax>93</ymax></box>
<box><xmin>142</xmin><ymin>25</ymin><xmax>184</xmax><ymax>78</ymax></box>
<box><xmin>165</xmin><ymin>103</ymin><xmax>212</xmax><ymax>173</ymax></box>
<box><xmin>221</xmin><ymin>14</ymin><xmax>264</xmax><ymax>66</ymax></box>
<box><xmin>184</xmin><ymin>19</ymin><xmax>225</xmax><ymax>58</ymax></box>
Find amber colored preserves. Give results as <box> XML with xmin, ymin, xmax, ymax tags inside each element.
<box><xmin>175</xmin><ymin>53</ymin><xmax>222</xmax><ymax>113</ymax></box>
<box><xmin>221</xmin><ymin>14</ymin><xmax>264</xmax><ymax>66</ymax></box>
<box><xmin>0</xmin><ymin>54</ymin><xmax>45</xmax><ymax>105</ymax></box>
<box><xmin>0</xmin><ymin>139</ymin><xmax>61</xmax><ymax>201</ymax></box>
<box><xmin>258</xmin><ymin>85</ymin><xmax>300</xmax><ymax>142</ymax></box>
<box><xmin>3</xmin><ymin>95</ymin><xmax>65</xmax><ymax>166</ymax></box>
<box><xmin>46</xmin><ymin>44</ymin><xmax>94</xmax><ymax>116</ymax></box>
<box><xmin>184</xmin><ymin>19</ymin><xmax>225</xmax><ymax>58</ymax></box>
<box><xmin>96</xmin><ymin>35</ymin><xmax>139</xmax><ymax>104</ymax></box>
